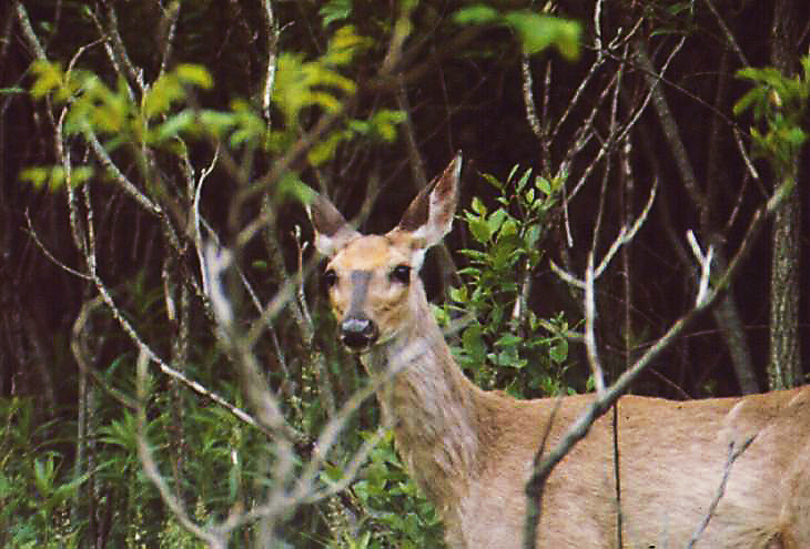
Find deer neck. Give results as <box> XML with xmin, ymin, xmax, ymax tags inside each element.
<box><xmin>361</xmin><ymin>281</ymin><xmax>480</xmax><ymax>510</ymax></box>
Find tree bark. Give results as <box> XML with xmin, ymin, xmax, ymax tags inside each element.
<box><xmin>767</xmin><ymin>0</ymin><xmax>802</xmax><ymax>390</ymax></box>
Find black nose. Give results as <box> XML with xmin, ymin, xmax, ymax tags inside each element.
<box><xmin>341</xmin><ymin>316</ymin><xmax>379</xmax><ymax>350</ymax></box>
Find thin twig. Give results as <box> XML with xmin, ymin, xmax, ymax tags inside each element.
<box><xmin>135</xmin><ymin>349</ymin><xmax>226</xmax><ymax>549</ymax></box>
<box><xmin>524</xmin><ymin>175</ymin><xmax>793</xmax><ymax>548</ymax></box>
<box><xmin>261</xmin><ymin>0</ymin><xmax>279</xmax><ymax>122</ymax></box>
<box><xmin>687</xmin><ymin>435</ymin><xmax>756</xmax><ymax>548</ymax></box>
<box><xmin>24</xmin><ymin>210</ymin><xmax>91</xmax><ymax>280</ymax></box>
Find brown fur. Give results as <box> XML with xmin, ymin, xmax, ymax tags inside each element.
<box><xmin>309</xmin><ymin>155</ymin><xmax>810</xmax><ymax>548</ymax></box>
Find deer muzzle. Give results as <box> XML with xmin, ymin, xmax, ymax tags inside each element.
<box><xmin>340</xmin><ymin>270</ymin><xmax>379</xmax><ymax>350</ymax></box>
<box><xmin>340</xmin><ymin>315</ymin><xmax>379</xmax><ymax>350</ymax></box>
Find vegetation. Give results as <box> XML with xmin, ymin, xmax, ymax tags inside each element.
<box><xmin>1</xmin><ymin>0</ymin><xmax>807</xmax><ymax>547</ymax></box>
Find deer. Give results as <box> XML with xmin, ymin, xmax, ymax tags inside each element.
<box><xmin>307</xmin><ymin>153</ymin><xmax>810</xmax><ymax>549</ymax></box>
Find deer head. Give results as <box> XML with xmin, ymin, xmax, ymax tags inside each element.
<box><xmin>309</xmin><ymin>153</ymin><xmax>461</xmax><ymax>352</ymax></box>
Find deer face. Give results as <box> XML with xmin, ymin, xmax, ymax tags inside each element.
<box><xmin>322</xmin><ymin>232</ymin><xmax>419</xmax><ymax>351</ymax></box>
<box><xmin>309</xmin><ymin>153</ymin><xmax>461</xmax><ymax>353</ymax></box>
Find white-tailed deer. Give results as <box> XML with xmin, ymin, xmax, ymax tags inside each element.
<box><xmin>308</xmin><ymin>154</ymin><xmax>810</xmax><ymax>549</ymax></box>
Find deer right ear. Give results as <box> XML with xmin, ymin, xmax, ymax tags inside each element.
<box><xmin>396</xmin><ymin>151</ymin><xmax>461</xmax><ymax>248</ymax></box>
<box><xmin>307</xmin><ymin>193</ymin><xmax>359</xmax><ymax>257</ymax></box>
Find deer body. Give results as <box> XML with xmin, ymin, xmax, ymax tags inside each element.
<box><xmin>309</xmin><ymin>154</ymin><xmax>810</xmax><ymax>548</ymax></box>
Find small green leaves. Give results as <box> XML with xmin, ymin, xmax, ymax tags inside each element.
<box><xmin>319</xmin><ymin>0</ymin><xmax>353</xmax><ymax>27</ymax></box>
<box><xmin>20</xmin><ymin>165</ymin><xmax>93</xmax><ymax>191</ymax></box>
<box><xmin>142</xmin><ymin>64</ymin><xmax>213</xmax><ymax>119</ymax></box>
<box><xmin>734</xmin><ymin>55</ymin><xmax>809</xmax><ymax>176</ymax></box>
<box><xmin>503</xmin><ymin>12</ymin><xmax>580</xmax><ymax>59</ymax></box>
<box><xmin>445</xmin><ymin>165</ymin><xmax>571</xmax><ymax>394</ymax></box>
<box><xmin>454</xmin><ymin>5</ymin><xmax>581</xmax><ymax>60</ymax></box>
<box><xmin>272</xmin><ymin>26</ymin><xmax>370</xmax><ymax>129</ymax></box>
<box><xmin>453</xmin><ymin>5</ymin><xmax>499</xmax><ymax>24</ymax></box>
<box><xmin>29</xmin><ymin>61</ymin><xmax>68</xmax><ymax>100</ymax></box>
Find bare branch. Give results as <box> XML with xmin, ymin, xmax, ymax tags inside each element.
<box><xmin>524</xmin><ymin>174</ymin><xmax>793</xmax><ymax>548</ymax></box>
<box><xmin>686</xmin><ymin>435</ymin><xmax>756</xmax><ymax>548</ymax></box>
<box><xmin>24</xmin><ymin>209</ymin><xmax>91</xmax><ymax>280</ymax></box>
<box><xmin>136</xmin><ymin>348</ymin><xmax>227</xmax><ymax>549</ymax></box>
<box><xmin>584</xmin><ymin>252</ymin><xmax>606</xmax><ymax>394</ymax></box>
<box><xmin>261</xmin><ymin>0</ymin><xmax>279</xmax><ymax>121</ymax></box>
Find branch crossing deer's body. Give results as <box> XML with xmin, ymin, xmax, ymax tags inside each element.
<box><xmin>309</xmin><ymin>154</ymin><xmax>810</xmax><ymax>548</ymax></box>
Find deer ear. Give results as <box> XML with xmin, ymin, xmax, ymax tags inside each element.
<box><xmin>396</xmin><ymin>152</ymin><xmax>461</xmax><ymax>249</ymax></box>
<box><xmin>307</xmin><ymin>192</ymin><xmax>359</xmax><ymax>257</ymax></box>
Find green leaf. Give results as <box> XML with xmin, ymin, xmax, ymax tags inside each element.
<box><xmin>536</xmin><ymin>176</ymin><xmax>552</xmax><ymax>195</ymax></box>
<box><xmin>33</xmin><ymin>456</ymin><xmax>55</xmax><ymax>496</ymax></box>
<box><xmin>495</xmin><ymin>333</ymin><xmax>523</xmax><ymax>347</ymax></box>
<box><xmin>72</xmin><ymin>166</ymin><xmax>94</xmax><ymax>187</ymax></box>
<box><xmin>503</xmin><ymin>12</ymin><xmax>581</xmax><ymax>59</ymax></box>
<box><xmin>733</xmin><ymin>87</ymin><xmax>765</xmax><ymax>116</ymax></box>
<box><xmin>19</xmin><ymin>166</ymin><xmax>50</xmax><ymax>189</ymax></box>
<box><xmin>550</xmin><ymin>339</ymin><xmax>568</xmax><ymax>363</ymax></box>
<box><xmin>453</xmin><ymin>5</ymin><xmax>500</xmax><ymax>24</ymax></box>
<box><xmin>369</xmin><ymin>109</ymin><xmax>405</xmax><ymax>141</ymax></box>
<box><xmin>143</xmin><ymin>73</ymin><xmax>184</xmax><ymax>119</ymax></box>
<box><xmin>469</xmin><ymin>218</ymin><xmax>492</xmax><ymax>243</ymax></box>
<box><xmin>784</xmin><ymin>127</ymin><xmax>807</xmax><ymax>146</ymax></box>
<box><xmin>487</xmin><ymin>208</ymin><xmax>508</xmax><ymax>235</ymax></box>
<box><xmin>175</xmin><ymin>63</ymin><xmax>213</xmax><ymax>89</ymax></box>
<box><xmin>462</xmin><ymin>324</ymin><xmax>486</xmax><ymax>363</ymax></box>
<box><xmin>324</xmin><ymin>26</ymin><xmax>372</xmax><ymax>66</ymax></box>
<box><xmin>319</xmin><ymin>0</ymin><xmax>353</xmax><ymax>26</ymax></box>
<box><xmin>471</xmin><ymin>196</ymin><xmax>487</xmax><ymax>215</ymax></box>
<box><xmin>29</xmin><ymin>60</ymin><xmax>65</xmax><ymax>99</ymax></box>
<box><xmin>449</xmin><ymin>285</ymin><xmax>468</xmax><ymax>303</ymax></box>
<box><xmin>152</xmin><ymin>109</ymin><xmax>195</xmax><ymax>142</ymax></box>
<box><xmin>199</xmin><ymin>109</ymin><xmax>238</xmax><ymax>138</ymax></box>
<box><xmin>480</xmin><ymin>172</ymin><xmax>504</xmax><ymax>190</ymax></box>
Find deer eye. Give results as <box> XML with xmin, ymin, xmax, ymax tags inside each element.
<box><xmin>323</xmin><ymin>268</ymin><xmax>338</xmax><ymax>288</ymax></box>
<box><xmin>390</xmin><ymin>264</ymin><xmax>411</xmax><ymax>285</ymax></box>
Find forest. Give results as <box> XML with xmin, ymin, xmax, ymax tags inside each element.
<box><xmin>1</xmin><ymin>0</ymin><xmax>808</xmax><ymax>547</ymax></box>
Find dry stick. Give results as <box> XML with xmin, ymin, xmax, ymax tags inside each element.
<box><xmin>24</xmin><ymin>211</ymin><xmax>91</xmax><ymax>280</ymax></box>
<box><xmin>565</xmin><ymin>35</ymin><xmax>684</xmax><ymax>205</ymax></box>
<box><xmin>522</xmin><ymin>397</ymin><xmax>563</xmax><ymax>548</ymax></box>
<box><xmin>197</xmin><ymin>246</ymin><xmax>418</xmax><ymax>535</ymax></box>
<box><xmin>616</xmin><ymin>92</ymin><xmax>634</xmax><ymax>549</ymax></box>
<box><xmin>97</xmin><ymin>0</ymin><xmax>144</xmax><ymax>94</ymax></box>
<box><xmin>642</xmin><ymin>38</ymin><xmax>761</xmax><ymax>395</ymax></box>
<box><xmin>702</xmin><ymin>0</ymin><xmax>750</xmax><ymax>67</ymax></box>
<box><xmin>584</xmin><ymin>252</ymin><xmax>606</xmax><ymax>394</ymax></box>
<box><xmin>516</xmin><ymin>54</ymin><xmax>542</xmax><ymax>324</ymax></box>
<box><xmin>201</xmin><ymin>244</ymin><xmax>298</xmax><ymax>546</ymax></box>
<box><xmin>687</xmin><ymin>435</ymin><xmax>756</xmax><ymax>548</ymax></box>
<box><xmin>135</xmin><ymin>349</ymin><xmax>227</xmax><ymax>549</ymax></box>
<box><xmin>523</xmin><ymin>177</ymin><xmax>792</xmax><ymax>549</ymax></box>
<box><xmin>261</xmin><ymin>0</ymin><xmax>279</xmax><ymax>122</ymax></box>
<box><xmin>521</xmin><ymin>54</ymin><xmax>543</xmax><ymax>141</ymax></box>
<box><xmin>157</xmin><ymin>0</ymin><xmax>180</xmax><ymax>77</ymax></box>
<box><xmin>63</xmin><ymin>183</ymin><xmax>270</xmax><ymax>437</ymax></box>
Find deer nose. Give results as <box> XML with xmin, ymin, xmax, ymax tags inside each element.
<box><xmin>340</xmin><ymin>316</ymin><xmax>379</xmax><ymax>350</ymax></box>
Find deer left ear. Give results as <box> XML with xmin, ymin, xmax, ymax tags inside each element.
<box><xmin>396</xmin><ymin>152</ymin><xmax>461</xmax><ymax>249</ymax></box>
<box><xmin>307</xmin><ymin>192</ymin><xmax>360</xmax><ymax>257</ymax></box>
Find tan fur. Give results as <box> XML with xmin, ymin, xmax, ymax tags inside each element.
<box><xmin>310</xmin><ymin>155</ymin><xmax>810</xmax><ymax>549</ymax></box>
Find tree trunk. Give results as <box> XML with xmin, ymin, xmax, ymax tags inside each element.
<box><xmin>767</xmin><ymin>0</ymin><xmax>802</xmax><ymax>390</ymax></box>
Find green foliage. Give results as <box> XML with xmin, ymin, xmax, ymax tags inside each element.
<box><xmin>29</xmin><ymin>61</ymin><xmax>214</xmax><ymax>145</ymax></box>
<box><xmin>319</xmin><ymin>0</ymin><xmax>354</xmax><ymax>27</ymax></box>
<box><xmin>24</xmin><ymin>25</ymin><xmax>403</xmax><ymax>187</ymax></box>
<box><xmin>0</xmin><ymin>398</ymin><xmax>84</xmax><ymax>548</ymax></box>
<box><xmin>19</xmin><ymin>164</ymin><xmax>93</xmax><ymax>191</ymax></box>
<box><xmin>454</xmin><ymin>5</ymin><xmax>581</xmax><ymax>59</ymax></box>
<box><xmin>441</xmin><ymin>166</ymin><xmax>574</xmax><ymax>397</ymax></box>
<box><xmin>326</xmin><ymin>431</ymin><xmax>445</xmax><ymax>549</ymax></box>
<box><xmin>734</xmin><ymin>55</ymin><xmax>810</xmax><ymax>177</ymax></box>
